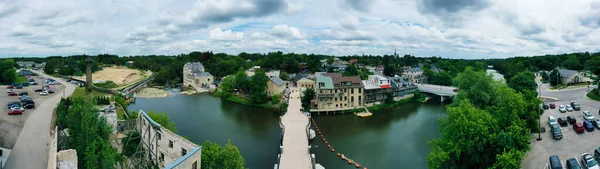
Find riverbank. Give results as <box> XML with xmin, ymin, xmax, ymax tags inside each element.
<box><xmin>180</xmin><ymin>88</ymin><xmax>208</xmax><ymax>95</ymax></box>
<box><xmin>135</xmin><ymin>87</ymin><xmax>171</xmax><ymax>98</ymax></box>
<box><xmin>339</xmin><ymin>93</ymin><xmax>425</xmax><ymax>114</ymax></box>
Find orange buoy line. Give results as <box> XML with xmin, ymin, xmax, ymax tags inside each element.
<box><xmin>311</xmin><ymin>118</ymin><xmax>366</xmax><ymax>169</ymax></box>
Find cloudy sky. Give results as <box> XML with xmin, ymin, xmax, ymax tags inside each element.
<box><xmin>1</xmin><ymin>0</ymin><xmax>599</xmax><ymax>58</ymax></box>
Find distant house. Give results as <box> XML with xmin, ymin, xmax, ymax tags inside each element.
<box><xmin>388</xmin><ymin>76</ymin><xmax>417</xmax><ymax>100</ymax></box>
<box><xmin>294</xmin><ymin>74</ymin><xmax>315</xmax><ymax>88</ymax></box>
<box><xmin>267</xmin><ymin>76</ymin><xmax>287</xmax><ymax>96</ymax></box>
<box><xmin>245</xmin><ymin>66</ymin><xmax>280</xmax><ymax>78</ymax></box>
<box><xmin>362</xmin><ymin>75</ymin><xmax>391</xmax><ymax>106</ymax></box>
<box><xmin>558</xmin><ymin>69</ymin><xmax>584</xmax><ymax>85</ymax></box>
<box><xmin>18</xmin><ymin>70</ymin><xmax>34</xmax><ymax>76</ymax></box>
<box><xmin>16</xmin><ymin>61</ymin><xmax>35</xmax><ymax>68</ymax></box>
<box><xmin>124</xmin><ymin>61</ymin><xmax>134</xmax><ymax>66</ymax></box>
<box><xmin>349</xmin><ymin>59</ymin><xmax>358</xmax><ymax>65</ymax></box>
<box><xmin>405</xmin><ymin>67</ymin><xmax>425</xmax><ymax>84</ymax></box>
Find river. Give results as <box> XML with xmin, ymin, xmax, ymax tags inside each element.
<box><xmin>129</xmin><ymin>91</ymin><xmax>448</xmax><ymax>169</ymax></box>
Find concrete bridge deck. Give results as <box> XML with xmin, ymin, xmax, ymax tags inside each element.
<box><xmin>417</xmin><ymin>84</ymin><xmax>457</xmax><ymax>96</ymax></box>
<box><xmin>279</xmin><ymin>88</ymin><xmax>313</xmax><ymax>169</ymax></box>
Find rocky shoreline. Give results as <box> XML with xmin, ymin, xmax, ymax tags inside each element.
<box><xmin>135</xmin><ymin>87</ymin><xmax>171</xmax><ymax>98</ymax></box>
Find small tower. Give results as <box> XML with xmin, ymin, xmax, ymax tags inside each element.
<box><xmin>86</xmin><ymin>56</ymin><xmax>92</xmax><ymax>87</ymax></box>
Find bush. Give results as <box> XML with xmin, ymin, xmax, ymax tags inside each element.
<box><xmin>271</xmin><ymin>94</ymin><xmax>281</xmax><ymax>104</ymax></box>
<box><xmin>94</xmin><ymin>80</ymin><xmax>118</xmax><ymax>88</ymax></box>
<box><xmin>121</xmin><ymin>132</ymin><xmax>141</xmax><ymax>157</ymax></box>
<box><xmin>95</xmin><ymin>96</ymin><xmax>111</xmax><ymax>105</ymax></box>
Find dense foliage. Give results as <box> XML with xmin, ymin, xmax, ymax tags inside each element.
<box><xmin>147</xmin><ymin>111</ymin><xmax>178</xmax><ymax>133</ymax></box>
<box><xmin>56</xmin><ymin>98</ymin><xmax>119</xmax><ymax>168</ymax></box>
<box><xmin>94</xmin><ymin>80</ymin><xmax>118</xmax><ymax>88</ymax></box>
<box><xmin>121</xmin><ymin>131</ymin><xmax>141</xmax><ymax>157</ymax></box>
<box><xmin>200</xmin><ymin>140</ymin><xmax>246</xmax><ymax>169</ymax></box>
<box><xmin>301</xmin><ymin>87</ymin><xmax>315</xmax><ymax>110</ymax></box>
<box><xmin>0</xmin><ymin>59</ymin><xmax>16</xmax><ymax>85</ymax></box>
<box><xmin>95</xmin><ymin>96</ymin><xmax>111</xmax><ymax>105</ymax></box>
<box><xmin>427</xmin><ymin>67</ymin><xmax>539</xmax><ymax>169</ymax></box>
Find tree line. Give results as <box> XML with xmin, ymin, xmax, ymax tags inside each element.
<box><xmin>0</xmin><ymin>59</ymin><xmax>17</xmax><ymax>85</ymax></box>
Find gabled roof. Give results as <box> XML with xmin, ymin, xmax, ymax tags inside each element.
<box><xmin>294</xmin><ymin>74</ymin><xmax>310</xmax><ymax>82</ymax></box>
<box><xmin>332</xmin><ymin>76</ymin><xmax>363</xmax><ymax>88</ymax></box>
<box><xmin>316</xmin><ymin>76</ymin><xmax>334</xmax><ymax>89</ymax></box>
<box><xmin>558</xmin><ymin>69</ymin><xmax>578</xmax><ymax>78</ymax></box>
<box><xmin>269</xmin><ymin>76</ymin><xmax>286</xmax><ymax>87</ymax></box>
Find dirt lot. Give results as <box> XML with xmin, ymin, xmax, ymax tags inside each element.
<box><xmin>0</xmin><ymin>80</ymin><xmax>64</xmax><ymax>148</ymax></box>
<box><xmin>72</xmin><ymin>66</ymin><xmax>150</xmax><ymax>86</ymax></box>
<box><xmin>522</xmin><ymin>100</ymin><xmax>600</xmax><ymax>168</ymax></box>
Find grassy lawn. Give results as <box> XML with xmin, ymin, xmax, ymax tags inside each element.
<box><xmin>550</xmin><ymin>85</ymin><xmax>567</xmax><ymax>90</ymax></box>
<box><xmin>570</xmin><ymin>82</ymin><xmax>591</xmax><ymax>87</ymax></box>
<box><xmin>15</xmin><ymin>76</ymin><xmax>28</xmax><ymax>84</ymax></box>
<box><xmin>587</xmin><ymin>89</ymin><xmax>600</xmax><ymax>101</ymax></box>
<box><xmin>71</xmin><ymin>87</ymin><xmax>110</xmax><ymax>98</ymax></box>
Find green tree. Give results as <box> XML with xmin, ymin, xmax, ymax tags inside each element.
<box><xmin>490</xmin><ymin>149</ymin><xmax>525</xmax><ymax>169</ymax></box>
<box><xmin>249</xmin><ymin>69</ymin><xmax>269</xmax><ymax>104</ymax></box>
<box><xmin>201</xmin><ymin>140</ymin><xmax>246</xmax><ymax>169</ymax></box>
<box><xmin>343</xmin><ymin>64</ymin><xmax>359</xmax><ymax>76</ymax></box>
<box><xmin>432</xmin><ymin>71</ymin><xmax>453</xmax><ymax>86</ymax></box>
<box><xmin>507</xmin><ymin>71</ymin><xmax>537</xmax><ymax>95</ymax></box>
<box><xmin>549</xmin><ymin>69</ymin><xmax>562</xmax><ymax>86</ymax></box>
<box><xmin>234</xmin><ymin>71</ymin><xmax>248</xmax><ymax>92</ymax></box>
<box><xmin>219</xmin><ymin>75</ymin><xmax>236</xmax><ymax>95</ymax></box>
<box><xmin>301</xmin><ymin>87</ymin><xmax>315</xmax><ymax>109</ymax></box>
<box><xmin>2</xmin><ymin>68</ymin><xmax>16</xmax><ymax>85</ymax></box>
<box><xmin>280</xmin><ymin>72</ymin><xmax>289</xmax><ymax>81</ymax></box>
<box><xmin>271</xmin><ymin>94</ymin><xmax>281</xmax><ymax>104</ymax></box>
<box><xmin>562</xmin><ymin>55</ymin><xmax>583</xmax><ymax>70</ymax></box>
<box><xmin>326</xmin><ymin>58</ymin><xmax>334</xmax><ymax>65</ymax></box>
<box><xmin>148</xmin><ymin>111</ymin><xmax>178</xmax><ymax>132</ymax></box>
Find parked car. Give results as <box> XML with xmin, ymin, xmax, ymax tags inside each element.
<box><xmin>550</xmin><ymin>103</ymin><xmax>556</xmax><ymax>109</ymax></box>
<box><xmin>34</xmin><ymin>89</ymin><xmax>43</xmax><ymax>92</ymax></box>
<box><xmin>27</xmin><ymin>78</ymin><xmax>34</xmax><ymax>82</ymax></box>
<box><xmin>7</xmin><ymin>92</ymin><xmax>17</xmax><ymax>96</ymax></box>
<box><xmin>584</xmin><ymin>111</ymin><xmax>595</xmax><ymax>120</ymax></box>
<box><xmin>550</xmin><ymin>155</ymin><xmax>563</xmax><ymax>169</ymax></box>
<box><xmin>6</xmin><ymin>86</ymin><xmax>14</xmax><ymax>89</ymax></box>
<box><xmin>18</xmin><ymin>92</ymin><xmax>28</xmax><ymax>96</ymax></box>
<box><xmin>8</xmin><ymin>108</ymin><xmax>22</xmax><ymax>115</ymax></box>
<box><xmin>584</xmin><ymin>120</ymin><xmax>595</xmax><ymax>131</ymax></box>
<box><xmin>574</xmin><ymin>123</ymin><xmax>585</xmax><ymax>133</ymax></box>
<box><xmin>549</xmin><ymin>116</ymin><xmax>559</xmax><ymax>126</ymax></box>
<box><xmin>47</xmin><ymin>89</ymin><xmax>54</xmax><ymax>94</ymax></box>
<box><xmin>571</xmin><ymin>102</ymin><xmax>581</xmax><ymax>111</ymax></box>
<box><xmin>594</xmin><ymin>147</ymin><xmax>600</xmax><ymax>162</ymax></box>
<box><xmin>23</xmin><ymin>103</ymin><xmax>35</xmax><ymax>109</ymax></box>
<box><xmin>551</xmin><ymin>124</ymin><xmax>563</xmax><ymax>140</ymax></box>
<box><xmin>7</xmin><ymin>102</ymin><xmax>20</xmax><ymax>109</ymax></box>
<box><xmin>30</xmin><ymin>81</ymin><xmax>38</xmax><ymax>85</ymax></box>
<box><xmin>581</xmin><ymin>153</ymin><xmax>600</xmax><ymax>169</ymax></box>
<box><xmin>15</xmin><ymin>86</ymin><xmax>22</xmax><ymax>89</ymax></box>
<box><xmin>566</xmin><ymin>105</ymin><xmax>574</xmax><ymax>112</ymax></box>
<box><xmin>559</xmin><ymin>105</ymin><xmax>567</xmax><ymax>113</ymax></box>
<box><xmin>566</xmin><ymin>157</ymin><xmax>582</xmax><ymax>169</ymax></box>
<box><xmin>558</xmin><ymin>117</ymin><xmax>568</xmax><ymax>126</ymax></box>
<box><xmin>11</xmin><ymin>83</ymin><xmax>19</xmax><ymax>86</ymax></box>
<box><xmin>568</xmin><ymin>115</ymin><xmax>577</xmax><ymax>124</ymax></box>
<box><xmin>21</xmin><ymin>82</ymin><xmax>29</xmax><ymax>87</ymax></box>
<box><xmin>543</xmin><ymin>103</ymin><xmax>550</xmax><ymax>110</ymax></box>
<box><xmin>593</xmin><ymin>119</ymin><xmax>600</xmax><ymax>129</ymax></box>
<box><xmin>40</xmin><ymin>91</ymin><xmax>48</xmax><ymax>96</ymax></box>
<box><xmin>6</xmin><ymin>89</ymin><xmax>13</xmax><ymax>93</ymax></box>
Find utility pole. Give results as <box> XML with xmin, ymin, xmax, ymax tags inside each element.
<box><xmin>537</xmin><ymin>83</ymin><xmax>542</xmax><ymax>141</ymax></box>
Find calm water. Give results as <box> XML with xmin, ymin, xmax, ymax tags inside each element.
<box><xmin>487</xmin><ymin>69</ymin><xmax>505</xmax><ymax>81</ymax></box>
<box><xmin>128</xmin><ymin>91</ymin><xmax>282</xmax><ymax>169</ymax></box>
<box><xmin>129</xmin><ymin>91</ymin><xmax>447</xmax><ymax>169</ymax></box>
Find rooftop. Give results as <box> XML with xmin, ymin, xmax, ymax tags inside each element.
<box><xmin>322</xmin><ymin>73</ymin><xmax>342</xmax><ymax>77</ymax></box>
<box><xmin>316</xmin><ymin>76</ymin><xmax>334</xmax><ymax>89</ymax></box>
<box><xmin>270</xmin><ymin>76</ymin><xmax>286</xmax><ymax>87</ymax></box>
<box><xmin>185</xmin><ymin>62</ymin><xmax>205</xmax><ymax>70</ymax></box>
<box><xmin>558</xmin><ymin>69</ymin><xmax>578</xmax><ymax>78</ymax></box>
<box><xmin>331</xmin><ymin>76</ymin><xmax>363</xmax><ymax>88</ymax></box>
<box><xmin>408</xmin><ymin>67</ymin><xmax>422</xmax><ymax>72</ymax></box>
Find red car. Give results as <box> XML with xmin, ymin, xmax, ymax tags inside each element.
<box><xmin>6</xmin><ymin>86</ymin><xmax>14</xmax><ymax>89</ymax></box>
<box><xmin>7</xmin><ymin>92</ymin><xmax>17</xmax><ymax>96</ymax></box>
<box><xmin>549</xmin><ymin>103</ymin><xmax>556</xmax><ymax>109</ymax></box>
<box><xmin>8</xmin><ymin>109</ymin><xmax>22</xmax><ymax>115</ymax></box>
<box><xmin>573</xmin><ymin>123</ymin><xmax>585</xmax><ymax>133</ymax></box>
<box><xmin>453</xmin><ymin>89</ymin><xmax>459</xmax><ymax>92</ymax></box>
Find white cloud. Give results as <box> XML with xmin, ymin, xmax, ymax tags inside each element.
<box><xmin>209</xmin><ymin>27</ymin><xmax>244</xmax><ymax>41</ymax></box>
<box><xmin>0</xmin><ymin>0</ymin><xmax>599</xmax><ymax>58</ymax></box>
<box><xmin>270</xmin><ymin>24</ymin><xmax>304</xmax><ymax>39</ymax></box>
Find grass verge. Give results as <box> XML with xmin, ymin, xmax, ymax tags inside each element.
<box><xmin>15</xmin><ymin>76</ymin><xmax>28</xmax><ymax>84</ymax></box>
<box><xmin>587</xmin><ymin>89</ymin><xmax>600</xmax><ymax>101</ymax></box>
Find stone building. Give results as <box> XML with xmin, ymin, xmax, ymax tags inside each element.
<box><xmin>388</xmin><ymin>76</ymin><xmax>418</xmax><ymax>100</ymax></box>
<box><xmin>405</xmin><ymin>67</ymin><xmax>425</xmax><ymax>84</ymax></box>
<box><xmin>314</xmin><ymin>73</ymin><xmax>364</xmax><ymax>110</ymax></box>
<box><xmin>362</xmin><ymin>75</ymin><xmax>392</xmax><ymax>106</ymax></box>
<box><xmin>558</xmin><ymin>69</ymin><xmax>585</xmax><ymax>85</ymax></box>
<box><xmin>137</xmin><ymin>110</ymin><xmax>201</xmax><ymax>169</ymax></box>
<box><xmin>267</xmin><ymin>76</ymin><xmax>287</xmax><ymax>96</ymax></box>
<box><xmin>293</xmin><ymin>74</ymin><xmax>314</xmax><ymax>88</ymax></box>
<box><xmin>183</xmin><ymin>62</ymin><xmax>213</xmax><ymax>91</ymax></box>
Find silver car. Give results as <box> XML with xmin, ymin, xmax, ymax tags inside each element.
<box><xmin>566</xmin><ymin>105</ymin><xmax>574</xmax><ymax>112</ymax></box>
<box><xmin>584</xmin><ymin>111</ymin><xmax>595</xmax><ymax>120</ymax></box>
<box><xmin>559</xmin><ymin>105</ymin><xmax>567</xmax><ymax>113</ymax></box>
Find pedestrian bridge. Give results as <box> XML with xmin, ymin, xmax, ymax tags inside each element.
<box><xmin>417</xmin><ymin>84</ymin><xmax>457</xmax><ymax>101</ymax></box>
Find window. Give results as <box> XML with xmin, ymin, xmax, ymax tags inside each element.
<box><xmin>160</xmin><ymin>153</ymin><xmax>165</xmax><ymax>162</ymax></box>
<box><xmin>192</xmin><ymin>161</ymin><xmax>198</xmax><ymax>169</ymax></box>
<box><xmin>351</xmin><ymin>97</ymin><xmax>354</xmax><ymax>102</ymax></box>
<box><xmin>344</xmin><ymin>96</ymin><xmax>347</xmax><ymax>101</ymax></box>
<box><xmin>351</xmin><ymin>88</ymin><xmax>354</xmax><ymax>94</ymax></box>
<box><xmin>358</xmin><ymin>88</ymin><xmax>361</xmax><ymax>93</ymax></box>
<box><xmin>336</xmin><ymin>104</ymin><xmax>338</xmax><ymax>108</ymax></box>
<box><xmin>169</xmin><ymin>140</ymin><xmax>173</xmax><ymax>148</ymax></box>
<box><xmin>157</xmin><ymin>133</ymin><xmax>161</xmax><ymax>140</ymax></box>
<box><xmin>359</xmin><ymin>96</ymin><xmax>361</xmax><ymax>101</ymax></box>
<box><xmin>334</xmin><ymin>97</ymin><xmax>337</xmax><ymax>101</ymax></box>
<box><xmin>182</xmin><ymin>148</ymin><xmax>187</xmax><ymax>156</ymax></box>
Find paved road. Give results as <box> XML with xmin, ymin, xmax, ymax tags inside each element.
<box><xmin>279</xmin><ymin>87</ymin><xmax>312</xmax><ymax>169</ymax></box>
<box><xmin>4</xmin><ymin>71</ymin><xmax>75</xmax><ymax>169</ymax></box>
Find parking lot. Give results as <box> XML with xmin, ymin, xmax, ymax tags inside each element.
<box><xmin>0</xmin><ymin>77</ymin><xmax>64</xmax><ymax>148</ymax></box>
<box><xmin>522</xmin><ymin>98</ymin><xmax>600</xmax><ymax>168</ymax></box>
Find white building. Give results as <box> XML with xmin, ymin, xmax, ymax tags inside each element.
<box><xmin>183</xmin><ymin>62</ymin><xmax>214</xmax><ymax>92</ymax></box>
<box><xmin>362</xmin><ymin>75</ymin><xmax>392</xmax><ymax>106</ymax></box>
<box><xmin>405</xmin><ymin>67</ymin><xmax>425</xmax><ymax>84</ymax></box>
